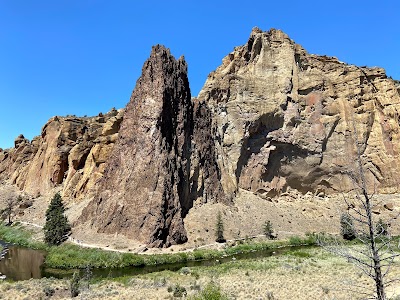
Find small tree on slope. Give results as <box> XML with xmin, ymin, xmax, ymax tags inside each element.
<box><xmin>340</xmin><ymin>213</ymin><xmax>357</xmax><ymax>241</ymax></box>
<box><xmin>215</xmin><ymin>212</ymin><xmax>226</xmax><ymax>243</ymax></box>
<box><xmin>43</xmin><ymin>192</ymin><xmax>71</xmax><ymax>246</ymax></box>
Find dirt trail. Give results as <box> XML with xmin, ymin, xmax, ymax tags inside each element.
<box><xmin>17</xmin><ymin>220</ymin><xmax>297</xmax><ymax>254</ymax></box>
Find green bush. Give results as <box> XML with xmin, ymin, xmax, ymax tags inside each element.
<box><xmin>189</xmin><ymin>282</ymin><xmax>229</xmax><ymax>300</ymax></box>
<box><xmin>43</xmin><ymin>286</ymin><xmax>55</xmax><ymax>297</ymax></box>
<box><xmin>172</xmin><ymin>284</ymin><xmax>187</xmax><ymax>298</ymax></box>
<box><xmin>288</xmin><ymin>236</ymin><xmax>303</xmax><ymax>245</ymax></box>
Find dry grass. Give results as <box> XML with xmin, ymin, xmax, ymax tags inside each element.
<box><xmin>1</xmin><ymin>247</ymin><xmax>400</xmax><ymax>299</ymax></box>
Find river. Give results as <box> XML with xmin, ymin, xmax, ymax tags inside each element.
<box><xmin>0</xmin><ymin>240</ymin><xmax>307</xmax><ymax>281</ymax></box>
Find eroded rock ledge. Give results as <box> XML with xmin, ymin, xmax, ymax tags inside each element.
<box><xmin>0</xmin><ymin>109</ymin><xmax>123</xmax><ymax>200</ymax></box>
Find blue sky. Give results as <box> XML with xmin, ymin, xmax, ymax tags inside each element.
<box><xmin>0</xmin><ymin>1</ymin><xmax>399</xmax><ymax>149</ymax></box>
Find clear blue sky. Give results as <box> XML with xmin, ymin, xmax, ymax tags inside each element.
<box><xmin>1</xmin><ymin>1</ymin><xmax>399</xmax><ymax>149</ymax></box>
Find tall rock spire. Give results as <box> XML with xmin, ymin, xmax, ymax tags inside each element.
<box><xmin>80</xmin><ymin>45</ymin><xmax>193</xmax><ymax>247</ymax></box>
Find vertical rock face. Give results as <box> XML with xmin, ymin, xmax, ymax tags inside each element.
<box><xmin>0</xmin><ymin>110</ymin><xmax>123</xmax><ymax>199</ymax></box>
<box><xmin>189</xmin><ymin>101</ymin><xmax>229</xmax><ymax>204</ymax></box>
<box><xmin>80</xmin><ymin>45</ymin><xmax>193</xmax><ymax>247</ymax></box>
<box><xmin>198</xmin><ymin>27</ymin><xmax>400</xmax><ymax>198</ymax></box>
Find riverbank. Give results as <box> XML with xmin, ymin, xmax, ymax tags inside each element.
<box><xmin>1</xmin><ymin>246</ymin><xmax>400</xmax><ymax>299</ymax></box>
<box><xmin>2</xmin><ymin>222</ymin><xmax>400</xmax><ymax>299</ymax></box>
<box><xmin>0</xmin><ymin>222</ymin><xmax>317</xmax><ymax>270</ymax></box>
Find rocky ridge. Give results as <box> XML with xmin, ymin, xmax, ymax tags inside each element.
<box><xmin>1</xmin><ymin>28</ymin><xmax>400</xmax><ymax>247</ymax></box>
<box><xmin>0</xmin><ymin>109</ymin><xmax>123</xmax><ymax>200</ymax></box>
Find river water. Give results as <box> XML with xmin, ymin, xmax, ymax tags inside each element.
<box><xmin>0</xmin><ymin>240</ymin><xmax>306</xmax><ymax>281</ymax></box>
<box><xmin>0</xmin><ymin>242</ymin><xmax>46</xmax><ymax>280</ymax></box>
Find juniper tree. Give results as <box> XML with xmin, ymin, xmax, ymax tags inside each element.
<box><xmin>70</xmin><ymin>271</ymin><xmax>80</xmax><ymax>297</ymax></box>
<box><xmin>340</xmin><ymin>213</ymin><xmax>356</xmax><ymax>241</ymax></box>
<box><xmin>263</xmin><ymin>220</ymin><xmax>275</xmax><ymax>239</ymax></box>
<box><xmin>43</xmin><ymin>192</ymin><xmax>71</xmax><ymax>246</ymax></box>
<box><xmin>215</xmin><ymin>211</ymin><xmax>225</xmax><ymax>243</ymax></box>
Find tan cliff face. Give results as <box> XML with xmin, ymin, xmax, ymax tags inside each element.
<box><xmin>1</xmin><ymin>28</ymin><xmax>400</xmax><ymax>247</ymax></box>
<box><xmin>0</xmin><ymin>109</ymin><xmax>123</xmax><ymax>199</ymax></box>
<box><xmin>198</xmin><ymin>27</ymin><xmax>400</xmax><ymax>198</ymax></box>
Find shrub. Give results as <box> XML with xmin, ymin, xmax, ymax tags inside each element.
<box><xmin>288</xmin><ymin>236</ymin><xmax>303</xmax><ymax>245</ymax></box>
<box><xmin>376</xmin><ymin>218</ymin><xmax>388</xmax><ymax>236</ymax></box>
<box><xmin>190</xmin><ymin>282</ymin><xmax>228</xmax><ymax>300</ymax></box>
<box><xmin>172</xmin><ymin>284</ymin><xmax>187</xmax><ymax>298</ymax></box>
<box><xmin>82</xmin><ymin>265</ymin><xmax>92</xmax><ymax>289</ymax></box>
<box><xmin>215</xmin><ymin>212</ymin><xmax>226</xmax><ymax>243</ymax></box>
<box><xmin>70</xmin><ymin>271</ymin><xmax>80</xmax><ymax>298</ymax></box>
<box><xmin>43</xmin><ymin>193</ymin><xmax>71</xmax><ymax>246</ymax></box>
<box><xmin>43</xmin><ymin>286</ymin><xmax>55</xmax><ymax>297</ymax></box>
<box><xmin>340</xmin><ymin>213</ymin><xmax>356</xmax><ymax>241</ymax></box>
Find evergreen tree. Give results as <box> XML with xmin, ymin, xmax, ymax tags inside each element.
<box><xmin>43</xmin><ymin>192</ymin><xmax>71</xmax><ymax>246</ymax></box>
<box><xmin>215</xmin><ymin>211</ymin><xmax>225</xmax><ymax>243</ymax></box>
<box><xmin>263</xmin><ymin>220</ymin><xmax>275</xmax><ymax>239</ymax></box>
<box><xmin>340</xmin><ymin>212</ymin><xmax>357</xmax><ymax>241</ymax></box>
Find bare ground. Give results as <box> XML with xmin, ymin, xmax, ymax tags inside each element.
<box><xmin>2</xmin><ymin>183</ymin><xmax>400</xmax><ymax>254</ymax></box>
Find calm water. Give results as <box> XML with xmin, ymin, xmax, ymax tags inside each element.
<box><xmin>0</xmin><ymin>240</ymin><xmax>306</xmax><ymax>281</ymax></box>
<box><xmin>0</xmin><ymin>242</ymin><xmax>46</xmax><ymax>280</ymax></box>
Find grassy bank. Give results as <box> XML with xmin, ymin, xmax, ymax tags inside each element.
<box><xmin>1</xmin><ymin>246</ymin><xmax>399</xmax><ymax>299</ymax></box>
<box><xmin>0</xmin><ymin>223</ymin><xmax>317</xmax><ymax>269</ymax></box>
<box><xmin>0</xmin><ymin>222</ymin><xmax>47</xmax><ymax>250</ymax></box>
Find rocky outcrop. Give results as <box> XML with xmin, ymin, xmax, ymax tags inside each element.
<box><xmin>1</xmin><ymin>27</ymin><xmax>400</xmax><ymax>247</ymax></box>
<box><xmin>0</xmin><ymin>109</ymin><xmax>123</xmax><ymax>199</ymax></box>
<box><xmin>80</xmin><ymin>45</ymin><xmax>194</xmax><ymax>247</ymax></box>
<box><xmin>198</xmin><ymin>27</ymin><xmax>400</xmax><ymax>198</ymax></box>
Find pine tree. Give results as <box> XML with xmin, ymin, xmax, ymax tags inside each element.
<box><xmin>43</xmin><ymin>192</ymin><xmax>71</xmax><ymax>246</ymax></box>
<box><xmin>215</xmin><ymin>211</ymin><xmax>225</xmax><ymax>243</ymax></box>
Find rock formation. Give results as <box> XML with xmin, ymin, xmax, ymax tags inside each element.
<box><xmin>80</xmin><ymin>45</ymin><xmax>194</xmax><ymax>247</ymax></box>
<box><xmin>197</xmin><ymin>27</ymin><xmax>400</xmax><ymax>199</ymax></box>
<box><xmin>0</xmin><ymin>109</ymin><xmax>123</xmax><ymax>199</ymax></box>
<box><xmin>1</xmin><ymin>27</ymin><xmax>400</xmax><ymax>247</ymax></box>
